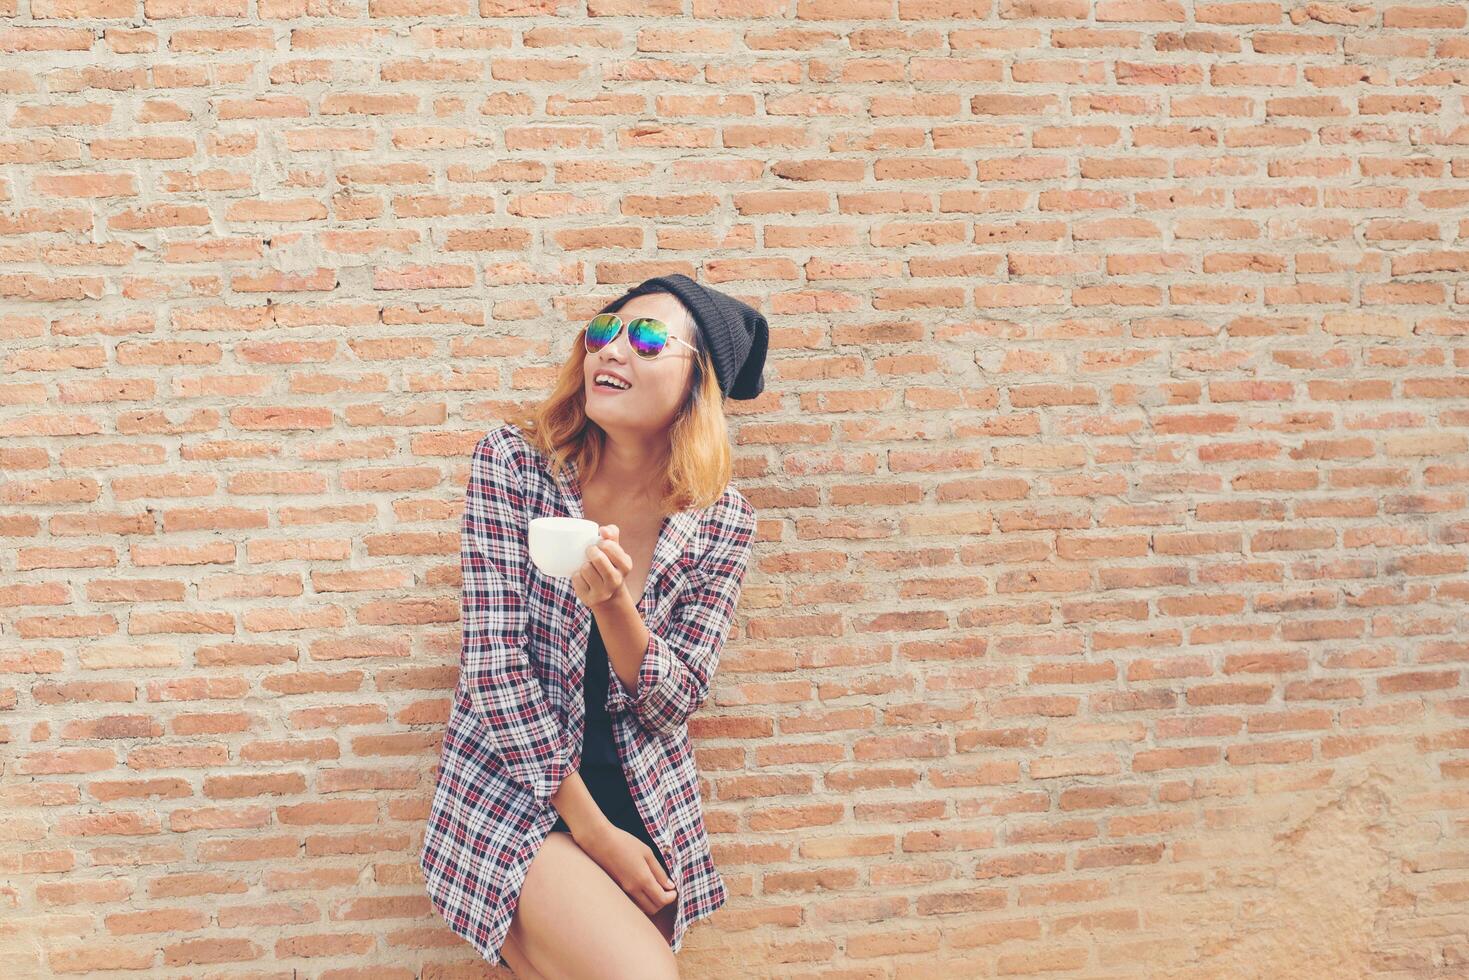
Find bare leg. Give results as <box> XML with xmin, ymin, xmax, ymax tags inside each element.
<box><xmin>650</xmin><ymin>899</ymin><xmax>676</xmax><ymax>947</ymax></box>
<box><xmin>507</xmin><ymin>829</ymin><xmax>678</xmax><ymax>980</ymax></box>
<box><xmin>499</xmin><ymin>928</ymin><xmax>551</xmax><ymax>980</ymax></box>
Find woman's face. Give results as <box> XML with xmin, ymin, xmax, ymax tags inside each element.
<box><xmin>582</xmin><ymin>291</ymin><xmax>698</xmax><ymax>440</ymax></box>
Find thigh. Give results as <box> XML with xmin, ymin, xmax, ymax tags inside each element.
<box><xmin>650</xmin><ymin>898</ymin><xmax>676</xmax><ymax>946</ymax></box>
<box><xmin>507</xmin><ymin>829</ymin><xmax>678</xmax><ymax>980</ymax></box>
<box><xmin>499</xmin><ymin>929</ymin><xmax>549</xmax><ymax>980</ymax></box>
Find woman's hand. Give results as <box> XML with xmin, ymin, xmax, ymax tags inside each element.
<box><xmin>575</xmin><ymin>821</ymin><xmax>677</xmax><ymax>916</ymax></box>
<box><xmin>572</xmin><ymin>524</ymin><xmax>633</xmax><ymax>610</ymax></box>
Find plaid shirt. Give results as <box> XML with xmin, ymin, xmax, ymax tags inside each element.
<box><xmin>419</xmin><ymin>422</ymin><xmax>756</xmax><ymax>966</ymax></box>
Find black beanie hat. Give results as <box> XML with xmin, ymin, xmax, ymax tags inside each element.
<box><xmin>596</xmin><ymin>273</ymin><xmax>768</xmax><ymax>401</ymax></box>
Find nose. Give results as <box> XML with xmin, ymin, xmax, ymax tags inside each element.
<box><xmin>598</xmin><ymin>324</ymin><xmax>633</xmax><ymax>361</ymax></box>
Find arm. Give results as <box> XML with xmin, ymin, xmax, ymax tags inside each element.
<box><xmin>602</xmin><ymin>498</ymin><xmax>756</xmax><ymax>738</ymax></box>
<box><xmin>550</xmin><ymin>770</ymin><xmax>614</xmax><ymax>840</ymax></box>
<box><xmin>458</xmin><ymin>428</ymin><xmax>573</xmax><ymax>804</ymax></box>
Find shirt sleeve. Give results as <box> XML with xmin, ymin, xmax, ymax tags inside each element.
<box><xmin>605</xmin><ymin>496</ymin><xmax>756</xmax><ymax>738</ymax></box>
<box><xmin>458</xmin><ymin>426</ymin><xmax>573</xmax><ymax>804</ymax></box>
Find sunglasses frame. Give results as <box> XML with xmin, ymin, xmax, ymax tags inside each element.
<box><xmin>583</xmin><ymin>313</ymin><xmax>699</xmax><ymax>361</ymax></box>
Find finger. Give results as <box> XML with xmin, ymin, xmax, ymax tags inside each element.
<box><xmin>579</xmin><ymin>547</ymin><xmax>604</xmax><ymax>584</ymax></box>
<box><xmin>591</xmin><ymin>544</ymin><xmax>630</xmax><ymax>579</ymax></box>
<box><xmin>640</xmin><ymin>882</ymin><xmax>667</xmax><ymax>913</ymax></box>
<box><xmin>642</xmin><ymin>860</ymin><xmax>674</xmax><ymax>908</ymax></box>
<box><xmin>573</xmin><ymin>570</ymin><xmax>595</xmax><ymax>605</ymax></box>
<box><xmin>633</xmin><ymin>888</ymin><xmax>657</xmax><ymax>916</ymax></box>
<box><xmin>585</xmin><ymin>547</ymin><xmax>618</xmax><ymax>588</ymax></box>
<box><xmin>579</xmin><ymin>553</ymin><xmax>606</xmax><ymax>591</ymax></box>
<box><xmin>596</xmin><ymin>531</ymin><xmax>631</xmax><ymax>570</ymax></box>
<box><xmin>648</xmin><ymin>854</ymin><xmax>674</xmax><ymax>892</ymax></box>
<box><xmin>603</xmin><ymin>541</ymin><xmax>633</xmax><ymax>572</ymax></box>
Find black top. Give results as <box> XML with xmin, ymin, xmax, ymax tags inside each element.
<box><xmin>580</xmin><ymin>617</ymin><xmax>621</xmax><ymax>767</ymax></box>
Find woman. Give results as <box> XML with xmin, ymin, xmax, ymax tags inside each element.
<box><xmin>420</xmin><ymin>274</ymin><xmax>769</xmax><ymax>979</ymax></box>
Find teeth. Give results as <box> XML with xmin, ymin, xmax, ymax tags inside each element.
<box><xmin>596</xmin><ymin>373</ymin><xmax>630</xmax><ymax>390</ymax></box>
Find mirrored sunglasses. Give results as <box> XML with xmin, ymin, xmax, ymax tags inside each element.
<box><xmin>583</xmin><ymin>313</ymin><xmax>699</xmax><ymax>361</ymax></box>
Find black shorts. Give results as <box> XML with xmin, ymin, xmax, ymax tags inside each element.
<box><xmin>550</xmin><ymin>763</ymin><xmax>671</xmax><ymax>878</ymax></box>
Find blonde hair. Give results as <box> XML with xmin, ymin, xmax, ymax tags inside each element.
<box><xmin>506</xmin><ymin>310</ymin><xmax>734</xmax><ymax>518</ymax></box>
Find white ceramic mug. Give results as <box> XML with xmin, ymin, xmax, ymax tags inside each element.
<box><xmin>527</xmin><ymin>516</ymin><xmax>600</xmax><ymax>578</ymax></box>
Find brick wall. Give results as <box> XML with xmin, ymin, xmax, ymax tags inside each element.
<box><xmin>3</xmin><ymin>2</ymin><xmax>1469</xmax><ymax>977</ymax></box>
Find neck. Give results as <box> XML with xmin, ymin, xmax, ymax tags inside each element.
<box><xmin>589</xmin><ymin>429</ymin><xmax>669</xmax><ymax>501</ymax></box>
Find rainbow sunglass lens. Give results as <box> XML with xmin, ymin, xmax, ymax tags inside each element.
<box><xmin>626</xmin><ymin>317</ymin><xmax>668</xmax><ymax>357</ymax></box>
<box><xmin>585</xmin><ymin>313</ymin><xmax>622</xmax><ymax>352</ymax></box>
<box><xmin>584</xmin><ymin>314</ymin><xmax>670</xmax><ymax>359</ymax></box>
